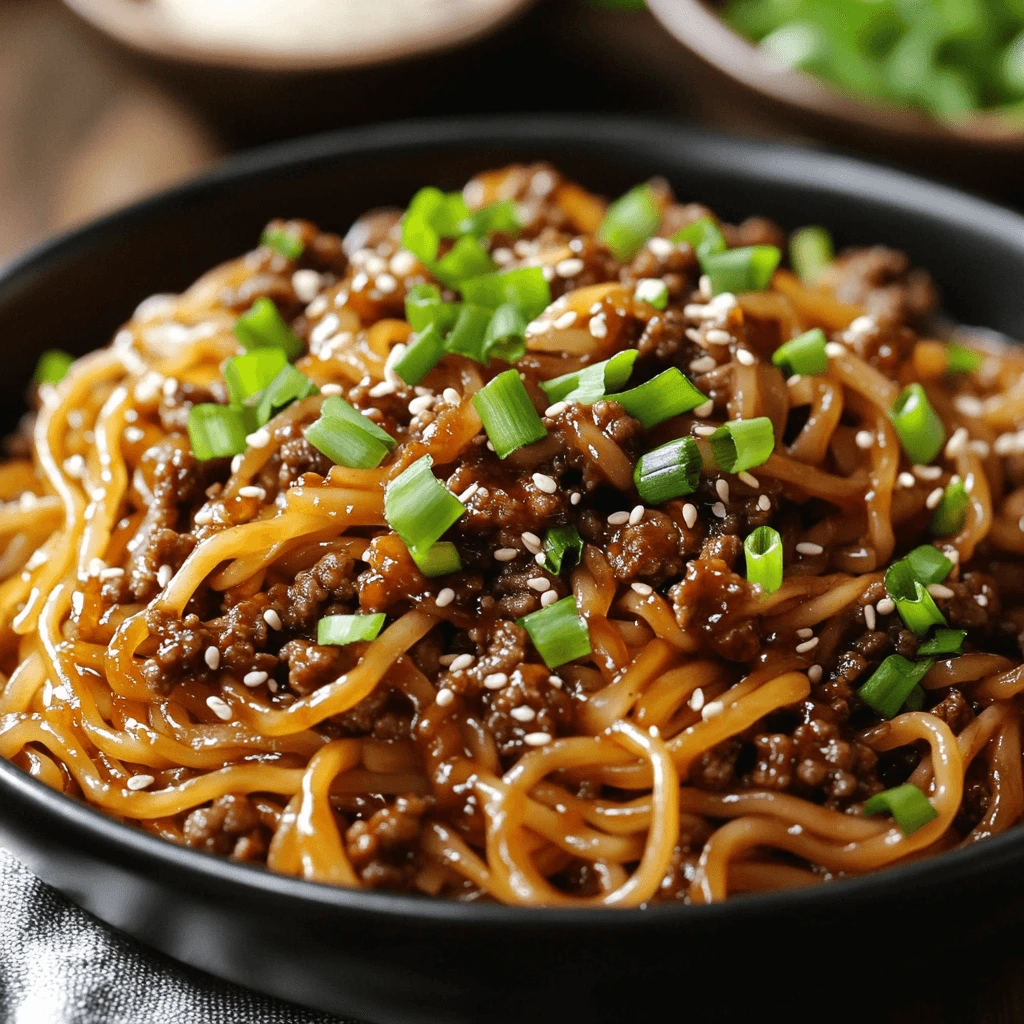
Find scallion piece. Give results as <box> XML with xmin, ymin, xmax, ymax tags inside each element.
<box><xmin>317</xmin><ymin>613</ymin><xmax>386</xmax><ymax>646</ymax></box>
<box><xmin>542</xmin><ymin>525</ymin><xmax>583</xmax><ymax>575</ymax></box>
<box><xmin>744</xmin><ymin>525</ymin><xmax>783</xmax><ymax>594</ymax></box>
<box><xmin>889</xmin><ymin>383</ymin><xmax>946</xmax><ymax>466</ymax></box>
<box><xmin>945</xmin><ymin>343</ymin><xmax>982</xmax><ymax>375</ymax></box>
<box><xmin>517</xmin><ymin>595</ymin><xmax>592</xmax><ymax>669</ymax></box>
<box><xmin>461</xmin><ymin>267</ymin><xmax>551</xmax><ymax>321</ymax></box>
<box><xmin>260</xmin><ymin>226</ymin><xmax>304</xmax><ymax>260</ymax></box>
<box><xmin>318</xmin><ymin>395</ymin><xmax>396</xmax><ymax>450</ymax></box>
<box><xmin>701</xmin><ymin>245</ymin><xmax>781</xmax><ymax>296</ymax></box>
<box><xmin>904</xmin><ymin>544</ymin><xmax>953</xmax><ymax>585</ymax></box>
<box><xmin>305</xmin><ymin>395</ymin><xmax>395</xmax><ymax>469</ymax></box>
<box><xmin>772</xmin><ymin>328</ymin><xmax>828</xmax><ymax>377</ymax></box>
<box><xmin>858</xmin><ymin>654</ymin><xmax>935</xmax><ymax>720</ymax></box>
<box><xmin>413</xmin><ymin>542</ymin><xmax>462</xmax><ymax>578</ymax></box>
<box><xmin>401</xmin><ymin>187</ymin><xmax>448</xmax><ymax>264</ymax></box>
<box><xmin>187</xmin><ymin>404</ymin><xmax>249</xmax><ymax>461</ymax></box>
<box><xmin>671</xmin><ymin>216</ymin><xmax>727</xmax><ymax>259</ymax></box>
<box><xmin>471</xmin><ymin>369</ymin><xmax>547</xmax><ymax>459</ymax></box>
<box><xmin>863</xmin><ymin>783</ymin><xmax>937</xmax><ymax>836</ymax></box>
<box><xmin>394</xmin><ymin>323</ymin><xmax>446</xmax><ymax>386</ymax></box>
<box><xmin>234</xmin><ymin>297</ymin><xmax>304</xmax><ymax>362</ymax></box>
<box><xmin>384</xmin><ymin>455</ymin><xmax>466</xmax><ymax>558</ymax></box>
<box><xmin>608</xmin><ymin>368</ymin><xmax>708</xmax><ymax>429</ymax></box>
<box><xmin>34</xmin><ymin>349</ymin><xmax>75</xmax><ymax>385</ymax></box>
<box><xmin>635</xmin><ymin>278</ymin><xmax>668</xmax><ymax>310</ymax></box>
<box><xmin>929</xmin><ymin>477</ymin><xmax>970</xmax><ymax>536</ymax></box>
<box><xmin>224</xmin><ymin>349</ymin><xmax>289</xmax><ymax>406</ymax></box>
<box><xmin>465</xmin><ymin>199</ymin><xmax>522</xmax><ymax>239</ymax></box>
<box><xmin>405</xmin><ymin>283</ymin><xmax>459</xmax><ymax>334</ymax></box>
<box><xmin>918</xmin><ymin>628</ymin><xmax>966</xmax><ymax>656</ymax></box>
<box><xmin>789</xmin><ymin>226</ymin><xmax>834</xmax><ymax>286</ymax></box>
<box><xmin>884</xmin><ymin>560</ymin><xmax>947</xmax><ymax>637</ymax></box>
<box><xmin>597</xmin><ymin>183</ymin><xmax>661</xmax><ymax>262</ymax></box>
<box><xmin>255</xmin><ymin>365</ymin><xmax>318</xmax><ymax>425</ymax></box>
<box><xmin>432</xmin><ymin>235</ymin><xmax>496</xmax><ymax>288</ymax></box>
<box><xmin>710</xmin><ymin>417</ymin><xmax>775</xmax><ymax>474</ymax></box>
<box><xmin>634</xmin><ymin>437</ymin><xmax>702</xmax><ymax>504</ymax></box>
<box><xmin>539</xmin><ymin>350</ymin><xmax>638</xmax><ymax>405</ymax></box>
<box><xmin>482</xmin><ymin>304</ymin><xmax>527</xmax><ymax>365</ymax></box>
<box><xmin>445</xmin><ymin>304</ymin><xmax>494</xmax><ymax>363</ymax></box>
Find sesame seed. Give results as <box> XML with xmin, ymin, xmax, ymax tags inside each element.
<box><xmin>540</xmin><ymin>590</ymin><xmax>558</xmax><ymax>607</ymax></box>
<box><xmin>556</xmin><ymin>257</ymin><xmax>585</xmax><ymax>278</ymax></box>
<box><xmin>928</xmin><ymin>584</ymin><xmax>955</xmax><ymax>600</ymax></box>
<box><xmin>715</xmin><ymin>479</ymin><xmax>730</xmax><ymax>503</ymax></box>
<box><xmin>494</xmin><ymin>547</ymin><xmax>519</xmax><ymax>562</ymax></box>
<box><xmin>87</xmin><ymin>557</ymin><xmax>105</xmax><ymax>577</ymax></box>
<box><xmin>438</xmin><ymin>387</ymin><xmax>461</xmax><ymax>406</ymax></box>
<box><xmin>435</xmin><ymin>688</ymin><xmax>454</xmax><ymax>707</ymax></box>
<box><xmin>548</xmin><ymin>675</ymin><xmax>563</xmax><ymax>688</ymax></box>
<box><xmin>409</xmin><ymin>395</ymin><xmax>434</xmax><ymax>416</ymax></box>
<box><xmin>484</xmin><ymin>672</ymin><xmax>509</xmax><ymax>690</ymax></box>
<box><xmin>204</xmin><ymin>647</ymin><xmax>221</xmax><ymax>671</ymax></box>
<box><xmin>926</xmin><ymin>487</ymin><xmax>945</xmax><ymax>510</ymax></box>
<box><xmin>532</xmin><ymin>473</ymin><xmax>557</xmax><ymax>494</ymax></box>
<box><xmin>263</xmin><ymin>609</ymin><xmax>282</xmax><ymax>631</ymax></box>
<box><xmin>553</xmin><ymin>311</ymin><xmax>578</xmax><ymax>330</ymax></box>
<box><xmin>631</xmin><ymin>582</ymin><xmax>653</xmax><ymax>596</ymax></box>
<box><xmin>292</xmin><ymin>269</ymin><xmax>322</xmax><ymax>303</ymax></box>
<box><xmin>738</xmin><ymin>471</ymin><xmax>759</xmax><ymax>488</ymax></box>
<box><xmin>99</xmin><ymin>567</ymin><xmax>124</xmax><ymax>580</ymax></box>
<box><xmin>855</xmin><ymin>430</ymin><xmax>875</xmax><ymax>449</ymax></box>
<box><xmin>914</xmin><ymin>464</ymin><xmax>943</xmax><ymax>481</ymax></box>
<box><xmin>438</xmin><ymin>654</ymin><xmax>457</xmax><ymax>666</ymax></box>
<box><xmin>375</xmin><ymin>273</ymin><xmax>398</xmax><ymax>294</ymax></box>
<box><xmin>977</xmin><ymin>594</ymin><xmax>989</xmax><ymax>607</ymax></box>
<box><xmin>389</xmin><ymin>250</ymin><xmax>417</xmax><ymax>276</ymax></box>
<box><xmin>368</xmin><ymin>380</ymin><xmax>396</xmax><ymax>399</ymax></box>
<box><xmin>246</xmin><ymin>427</ymin><xmax>271</xmax><ymax>448</ymax></box>
<box><xmin>690</xmin><ymin>355</ymin><xmax>717</xmax><ymax>373</ymax></box>
<box><xmin>511</xmin><ymin>706</ymin><xmax>537</xmax><ymax>722</ymax></box>
<box><xmin>704</xmin><ymin>328</ymin><xmax>732</xmax><ymax>345</ymax></box>
<box><xmin>436</xmin><ymin>588</ymin><xmax>455</xmax><ymax>608</ymax></box>
<box><xmin>239</xmin><ymin>485</ymin><xmax>266</xmax><ymax>500</ymax></box>
<box><xmin>795</xmin><ymin>637</ymin><xmax>819</xmax><ymax>653</ymax></box>
<box><xmin>712</xmin><ymin>502</ymin><xmax>727</xmax><ymax>518</ymax></box>
<box><xmin>629</xmin><ymin>505</ymin><xmax>645</xmax><ymax>526</ymax></box>
<box><xmin>897</xmin><ymin>472</ymin><xmax>916</xmax><ymax>488</ymax></box>
<box><xmin>945</xmin><ymin>427</ymin><xmax>969</xmax><ymax>458</ymax></box>
<box><xmin>683</xmin><ymin>503</ymin><xmax>698</xmax><ymax>529</ymax></box>
<box><xmin>693</xmin><ymin>424</ymin><xmax>716</xmax><ymax>437</ymax></box>
<box><xmin>545</xmin><ymin>401</ymin><xmax>568</xmax><ymax>417</ymax></box>
<box><xmin>157</xmin><ymin>565</ymin><xmax>173</xmax><ymax>588</ymax></box>
<box><xmin>795</xmin><ymin>542</ymin><xmax>824</xmax><ymax>556</ymax></box>
<box><xmin>535</xmin><ymin>552</ymin><xmax>547</xmax><ymax>566</ymax></box>
<box><xmin>649</xmin><ymin>725</ymin><xmax>661</xmax><ymax>738</ymax></box>
<box><xmin>701</xmin><ymin>700</ymin><xmax>725</xmax><ymax>721</ymax></box>
<box><xmin>71</xmin><ymin>591</ymin><xmax>84</xmax><ymax>617</ymax></box>
<box><xmin>527</xmin><ymin>578</ymin><xmax>552</xmax><ymax>592</ymax></box>
<box><xmin>523</xmin><ymin>732</ymin><xmax>552</xmax><ymax>746</ymax></box>
<box><xmin>648</xmin><ymin>237</ymin><xmax>673</xmax><ymax>257</ymax></box>
<box><xmin>457</xmin><ymin>482</ymin><xmax>479</xmax><ymax>503</ymax></box>
<box><xmin>807</xmin><ymin>665</ymin><xmax>823</xmax><ymax>684</ymax></box>
<box><xmin>319</xmin><ymin>383</ymin><xmax>343</xmax><ymax>396</ymax></box>
<box><xmin>876</xmin><ymin>597</ymin><xmax>896</xmax><ymax>616</ymax></box>
<box><xmin>954</xmin><ymin>395</ymin><xmax>984</xmax><ymax>418</ymax></box>
<box><xmin>243</xmin><ymin>670</ymin><xmax>268</xmax><ymax>687</ymax></box>
<box><xmin>864</xmin><ymin>604</ymin><xmax>877</xmax><ymax>630</ymax></box>
<box><xmin>796</xmin><ymin>628</ymin><xmax>814</xmax><ymax>639</ymax></box>
<box><xmin>825</xmin><ymin>342</ymin><xmax>846</xmax><ymax>358</ymax></box>
<box><xmin>693</xmin><ymin>400</ymin><xmax>714</xmax><ymax>418</ymax></box>
<box><xmin>757</xmin><ymin>494</ymin><xmax>771</xmax><ymax>512</ymax></box>
<box><xmin>588</xmin><ymin>315</ymin><xmax>608</xmax><ymax>339</ymax></box>
<box><xmin>570</xmin><ymin>492</ymin><xmax>582</xmax><ymax>506</ymax></box>
<box><xmin>521</xmin><ymin>532</ymin><xmax>542</xmax><ymax>553</ymax></box>
<box><xmin>689</xmin><ymin>687</ymin><xmax>705</xmax><ymax>711</ymax></box>
<box><xmin>449</xmin><ymin>654</ymin><xmax>475</xmax><ymax>672</ymax></box>
<box><xmin>970</xmin><ymin>439</ymin><xmax>991</xmax><ymax>458</ymax></box>
<box><xmin>735</xmin><ymin>348</ymin><xmax>756</xmax><ymax>366</ymax></box>
<box><xmin>607</xmin><ymin>511</ymin><xmax>630</xmax><ymax>526</ymax></box>
<box><xmin>126</xmin><ymin>775</ymin><xmax>155</xmax><ymax>791</ymax></box>
<box><xmin>206</xmin><ymin>696</ymin><xmax>233</xmax><ymax>721</ymax></box>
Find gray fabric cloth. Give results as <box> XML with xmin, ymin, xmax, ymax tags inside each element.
<box><xmin>0</xmin><ymin>849</ymin><xmax>350</xmax><ymax>1024</ymax></box>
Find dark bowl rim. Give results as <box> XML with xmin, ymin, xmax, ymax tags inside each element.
<box><xmin>4</xmin><ymin>112</ymin><xmax>1024</xmax><ymax>929</ymax></box>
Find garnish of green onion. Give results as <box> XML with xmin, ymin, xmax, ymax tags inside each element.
<box><xmin>744</xmin><ymin>525</ymin><xmax>783</xmax><ymax>594</ymax></box>
<box><xmin>917</xmin><ymin>628</ymin><xmax>967</xmax><ymax>657</ymax></box>
<box><xmin>929</xmin><ymin>477</ymin><xmax>970</xmax><ymax>536</ymax></box>
<box><xmin>405</xmin><ymin>283</ymin><xmax>460</xmax><ymax>334</ymax></box>
<box><xmin>384</xmin><ymin>455</ymin><xmax>466</xmax><ymax>558</ymax></box>
<box><xmin>904</xmin><ymin>544</ymin><xmax>953</xmax><ymax>585</ymax></box>
<box><xmin>517</xmin><ymin>595</ymin><xmax>592</xmax><ymax>669</ymax></box>
<box><xmin>395</xmin><ymin>323</ymin><xmax>447</xmax><ymax>386</ymax></box>
<box><xmin>608</xmin><ymin>368</ymin><xmax>709</xmax><ymax>429</ymax></box>
<box><xmin>772</xmin><ymin>328</ymin><xmax>828</xmax><ymax>377</ymax></box>
<box><xmin>224</xmin><ymin>349</ymin><xmax>289</xmax><ymax>406</ymax></box>
<box><xmin>539</xmin><ymin>350</ymin><xmax>638</xmax><ymax>405</ymax></box>
<box><xmin>234</xmin><ymin>297</ymin><xmax>304</xmax><ymax>362</ymax></box>
<box><xmin>789</xmin><ymin>226</ymin><xmax>834</xmax><ymax>286</ymax></box>
<box><xmin>889</xmin><ymin>383</ymin><xmax>946</xmax><ymax>466</ymax></box>
<box><xmin>464</xmin><ymin>198</ymin><xmax>522</xmax><ymax>239</ymax></box>
<box><xmin>187</xmin><ymin>404</ymin><xmax>250</xmax><ymax>461</ymax></box>
<box><xmin>542</xmin><ymin>525</ymin><xmax>584</xmax><ymax>575</ymax></box>
<box><xmin>945</xmin><ymin>343</ymin><xmax>982</xmax><ymax>375</ymax></box>
<box><xmin>260</xmin><ymin>226</ymin><xmax>304</xmax><ymax>261</ymax></box>
<box><xmin>471</xmin><ymin>369</ymin><xmax>548</xmax><ymax>459</ymax></box>
<box><xmin>863</xmin><ymin>783</ymin><xmax>938</xmax><ymax>836</ymax></box>
<box><xmin>444</xmin><ymin>304</ymin><xmax>494</xmax><ymax>363</ymax></box>
<box><xmin>884</xmin><ymin>560</ymin><xmax>947</xmax><ymax>637</ymax></box>
<box><xmin>317</xmin><ymin>613</ymin><xmax>386</xmax><ymax>646</ymax></box>
<box><xmin>305</xmin><ymin>395</ymin><xmax>395</xmax><ymax>469</ymax></box>
<box><xmin>634</xmin><ymin>437</ymin><xmax>703</xmax><ymax>504</ymax></box>
<box><xmin>255</xmin><ymin>365</ymin><xmax>318</xmax><ymax>425</ymax></box>
<box><xmin>634</xmin><ymin>278</ymin><xmax>668</xmax><ymax>310</ymax></box>
<box><xmin>34</xmin><ymin>349</ymin><xmax>75</xmax><ymax>385</ymax></box>
<box><xmin>858</xmin><ymin>654</ymin><xmax>935</xmax><ymax>719</ymax></box>
<box><xmin>701</xmin><ymin>245</ymin><xmax>781</xmax><ymax>296</ymax></box>
<box><xmin>461</xmin><ymin>267</ymin><xmax>551</xmax><ymax>321</ymax></box>
<box><xmin>482</xmin><ymin>303</ymin><xmax>528</xmax><ymax>365</ymax></box>
<box><xmin>597</xmin><ymin>183</ymin><xmax>661</xmax><ymax>262</ymax></box>
<box><xmin>412</xmin><ymin>542</ymin><xmax>462</xmax><ymax>578</ymax></box>
<box><xmin>710</xmin><ymin>417</ymin><xmax>776</xmax><ymax>474</ymax></box>
<box><xmin>400</xmin><ymin>187</ymin><xmax>452</xmax><ymax>264</ymax></box>
<box><xmin>432</xmin><ymin>235</ymin><xmax>497</xmax><ymax>288</ymax></box>
<box><xmin>670</xmin><ymin>216</ymin><xmax>727</xmax><ymax>259</ymax></box>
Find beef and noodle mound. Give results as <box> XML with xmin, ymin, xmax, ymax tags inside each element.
<box><xmin>3</xmin><ymin>165</ymin><xmax>1023</xmax><ymax>905</ymax></box>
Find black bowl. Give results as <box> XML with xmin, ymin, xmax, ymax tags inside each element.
<box><xmin>3</xmin><ymin>116</ymin><xmax>1024</xmax><ymax>1024</ymax></box>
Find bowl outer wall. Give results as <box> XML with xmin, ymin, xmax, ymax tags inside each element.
<box><xmin>3</xmin><ymin>116</ymin><xmax>1024</xmax><ymax>1022</ymax></box>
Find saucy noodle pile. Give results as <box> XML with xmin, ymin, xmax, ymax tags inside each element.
<box><xmin>3</xmin><ymin>164</ymin><xmax>1024</xmax><ymax>906</ymax></box>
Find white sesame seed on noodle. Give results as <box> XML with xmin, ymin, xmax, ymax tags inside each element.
<box><xmin>553</xmin><ymin>311</ymin><xmax>578</xmax><ymax>330</ymax></box>
<box><xmin>711</xmin><ymin>502</ymin><xmax>727</xmax><ymax>519</ymax></box>
<box><xmin>545</xmin><ymin>401</ymin><xmax>568</xmax><ymax>417</ymax></box>
<box><xmin>246</xmin><ymin>427</ymin><xmax>271</xmax><ymax>448</ymax></box>
<box><xmin>527</xmin><ymin>578</ymin><xmax>551</xmax><ymax>592</ymax></box>
<box><xmin>897</xmin><ymin>472</ymin><xmax>916</xmax><ymax>488</ymax></box>
<box><xmin>532</xmin><ymin>473</ymin><xmax>557</xmax><ymax>494</ymax></box>
<box><xmin>521</xmin><ymin>532</ymin><xmax>542</xmax><ymax>553</ymax></box>
<box><xmin>442</xmin><ymin>387</ymin><xmax>461</xmax><ymax>405</ymax></box>
<box><xmin>523</xmin><ymin>732</ymin><xmax>552</xmax><ymax>747</ymax></box>
<box><xmin>436</xmin><ymin>588</ymin><xmax>455</xmax><ymax>608</ymax></box>
<box><xmin>629</xmin><ymin>505</ymin><xmax>645</xmax><ymax>526</ymax></box>
<box><xmin>945</xmin><ymin>427</ymin><xmax>969</xmax><ymax>458</ymax></box>
<box><xmin>589</xmin><ymin>315</ymin><xmax>608</xmax><ymax>339</ymax></box>
<box><xmin>204</xmin><ymin>647</ymin><xmax>221</xmax><ymax>671</ymax></box>
<box><xmin>864</xmin><ymin>604</ymin><xmax>877</xmax><ymax>630</ymax></box>
<box><xmin>757</xmin><ymin>494</ymin><xmax>771</xmax><ymax>512</ymax></box>
<box><xmin>683</xmin><ymin>503</ymin><xmax>698</xmax><ymax>529</ymax></box>
<box><xmin>631</xmin><ymin>582</ymin><xmax>653</xmax><ymax>596</ymax></box>
<box><xmin>693</xmin><ymin>424</ymin><xmax>716</xmax><ymax>437</ymax></box>
<box><xmin>511</xmin><ymin>706</ymin><xmax>536</xmax><ymax>722</ymax></box>
<box><xmin>157</xmin><ymin>565</ymin><xmax>173</xmax><ymax>589</ymax></box>
<box><xmin>126</xmin><ymin>775</ymin><xmax>155</xmax><ymax>791</ymax></box>
<box><xmin>795</xmin><ymin>542</ymin><xmax>824</xmax><ymax>556</ymax></box>
<box><xmin>607</xmin><ymin>511</ymin><xmax>630</xmax><ymax>526</ymax></box>
<box><xmin>435</xmin><ymin>688</ymin><xmax>454</xmax><ymax>707</ymax></box>
<box><xmin>701</xmin><ymin>700</ymin><xmax>724</xmax><ymax>721</ymax></box>
<box><xmin>690</xmin><ymin>355</ymin><xmax>717</xmax><ymax>373</ymax></box>
<box><xmin>715</xmin><ymin>479</ymin><xmax>730</xmax><ymax>503</ymax></box>
<box><xmin>556</xmin><ymin>257</ymin><xmax>585</xmax><ymax>278</ymax></box>
<box><xmin>735</xmin><ymin>348</ymin><xmax>756</xmax><ymax>366</ymax></box>
<box><xmin>263</xmin><ymin>609</ymin><xmax>282</xmax><ymax>631</ymax></box>
<box><xmin>449</xmin><ymin>654</ymin><xmax>474</xmax><ymax>672</ymax></box>
<box><xmin>541</xmin><ymin>590</ymin><xmax>558</xmax><ymax>607</ymax></box>
<box><xmin>913</xmin><ymin>464</ymin><xmax>943</xmax><ymax>481</ymax></box>
<box><xmin>796</xmin><ymin>628</ymin><xmax>813</xmax><ymax>639</ymax></box>
<box><xmin>484</xmin><ymin>673</ymin><xmax>509</xmax><ymax>690</ymax></box>
<box><xmin>704</xmin><ymin>328</ymin><xmax>732</xmax><ymax>346</ymax></box>
<box><xmin>319</xmin><ymin>383</ymin><xmax>343</xmax><ymax>396</ymax></box>
<box><xmin>795</xmin><ymin>637</ymin><xmax>819</xmax><ymax>653</ymax></box>
<box><xmin>457</xmin><ymin>482</ymin><xmax>479</xmax><ymax>503</ymax></box>
<box><xmin>825</xmin><ymin>342</ymin><xmax>846</xmax><ymax>358</ymax></box>
<box><xmin>243</xmin><ymin>670</ymin><xmax>268</xmax><ymax>688</ymax></box>
<box><xmin>239</xmin><ymin>485</ymin><xmax>266</xmax><ymax>500</ymax></box>
<box><xmin>494</xmin><ymin>547</ymin><xmax>519</xmax><ymax>562</ymax></box>
<box><xmin>928</xmin><ymin>584</ymin><xmax>955</xmax><ymax>599</ymax></box>
<box><xmin>689</xmin><ymin>687</ymin><xmax>705</xmax><ymax>712</ymax></box>
<box><xmin>876</xmin><ymin>597</ymin><xmax>896</xmax><ymax>616</ymax></box>
<box><xmin>854</xmin><ymin>430</ymin><xmax>875</xmax><ymax>449</ymax></box>
<box><xmin>206</xmin><ymin>696</ymin><xmax>233</xmax><ymax>721</ymax></box>
<box><xmin>926</xmin><ymin>487</ymin><xmax>945</xmax><ymax>509</ymax></box>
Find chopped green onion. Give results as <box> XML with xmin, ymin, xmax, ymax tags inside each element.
<box><xmin>461</xmin><ymin>267</ymin><xmax>551</xmax><ymax>321</ymax></box>
<box><xmin>413</xmin><ymin>542</ymin><xmax>462</xmax><ymax>578</ymax></box>
<box><xmin>187</xmin><ymin>404</ymin><xmax>250</xmax><ymax>461</ymax></box>
<box><xmin>517</xmin><ymin>595</ymin><xmax>592</xmax><ymax>669</ymax></box>
<box><xmin>608</xmin><ymin>368</ymin><xmax>708</xmax><ymax>429</ymax></box>
<box><xmin>319</xmin><ymin>396</ymin><xmax>396</xmax><ymax>450</ymax></box>
<box><xmin>305</xmin><ymin>395</ymin><xmax>395</xmax><ymax>469</ymax></box>
<box><xmin>710</xmin><ymin>417</ymin><xmax>775</xmax><ymax>474</ymax></box>
<box><xmin>317</xmin><ymin>613</ymin><xmax>386</xmax><ymax>646</ymax></box>
<box><xmin>671</xmin><ymin>216</ymin><xmax>727</xmax><ymax>260</ymax></box>
<box><xmin>384</xmin><ymin>455</ymin><xmax>465</xmax><ymax>558</ymax></box>
<box><xmin>224</xmin><ymin>349</ymin><xmax>289</xmax><ymax>406</ymax></box>
<box><xmin>634</xmin><ymin>278</ymin><xmax>668</xmax><ymax>310</ymax></box>
<box><xmin>858</xmin><ymin>654</ymin><xmax>935</xmax><ymax>719</ymax></box>
<box><xmin>701</xmin><ymin>245</ymin><xmax>781</xmax><ymax>296</ymax></box>
<box><xmin>401</xmin><ymin>187</ymin><xmax>449</xmax><ymax>264</ymax></box>
<box><xmin>471</xmin><ymin>369</ymin><xmax>547</xmax><ymax>459</ymax></box>
<box><xmin>929</xmin><ymin>477</ymin><xmax>970</xmax><ymax>536</ymax></box>
<box><xmin>432</xmin><ymin>235</ymin><xmax>496</xmax><ymax>288</ymax></box>
<box><xmin>34</xmin><ymin>349</ymin><xmax>75</xmax><ymax>385</ymax></box>
<box><xmin>634</xmin><ymin>437</ymin><xmax>703</xmax><ymax>504</ymax></box>
<box><xmin>889</xmin><ymin>383</ymin><xmax>946</xmax><ymax>466</ymax></box>
<box><xmin>405</xmin><ymin>284</ymin><xmax>459</xmax><ymax>334</ymax></box>
<box><xmin>789</xmin><ymin>226</ymin><xmax>834</xmax><ymax>286</ymax></box>
<box><xmin>542</xmin><ymin>525</ymin><xmax>584</xmax><ymax>575</ymax></box>
<box><xmin>918</xmin><ymin>628</ymin><xmax>966</xmax><ymax>657</ymax></box>
<box><xmin>945</xmin><ymin>343</ymin><xmax>982</xmax><ymax>375</ymax></box>
<box><xmin>903</xmin><ymin>685</ymin><xmax>926</xmax><ymax>712</ymax></box>
<box><xmin>260</xmin><ymin>226</ymin><xmax>304</xmax><ymax>260</ymax></box>
<box><xmin>539</xmin><ymin>350</ymin><xmax>638</xmax><ymax>405</ymax></box>
<box><xmin>401</xmin><ymin>188</ymin><xmax>521</xmax><ymax>267</ymax></box>
<box><xmin>445</xmin><ymin>304</ymin><xmax>494</xmax><ymax>363</ymax></box>
<box><xmin>863</xmin><ymin>783</ymin><xmax>937</xmax><ymax>836</ymax></box>
<box><xmin>772</xmin><ymin>328</ymin><xmax>828</xmax><ymax>377</ymax></box>
<box><xmin>597</xmin><ymin>183</ymin><xmax>661</xmax><ymax>262</ymax></box>
<box><xmin>255</xmin><ymin>365</ymin><xmax>318</xmax><ymax>425</ymax></box>
<box><xmin>394</xmin><ymin>323</ymin><xmax>446</xmax><ymax>386</ymax></box>
<box><xmin>884</xmin><ymin>560</ymin><xmax>946</xmax><ymax>637</ymax></box>
<box><xmin>234</xmin><ymin>297</ymin><xmax>304</xmax><ymax>362</ymax></box>
<box><xmin>482</xmin><ymin>304</ymin><xmax>527</xmax><ymax>365</ymax></box>
<box><xmin>464</xmin><ymin>199</ymin><xmax>522</xmax><ymax>239</ymax></box>
<box><xmin>744</xmin><ymin>525</ymin><xmax>783</xmax><ymax>594</ymax></box>
<box><xmin>904</xmin><ymin>545</ymin><xmax>953</xmax><ymax>585</ymax></box>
